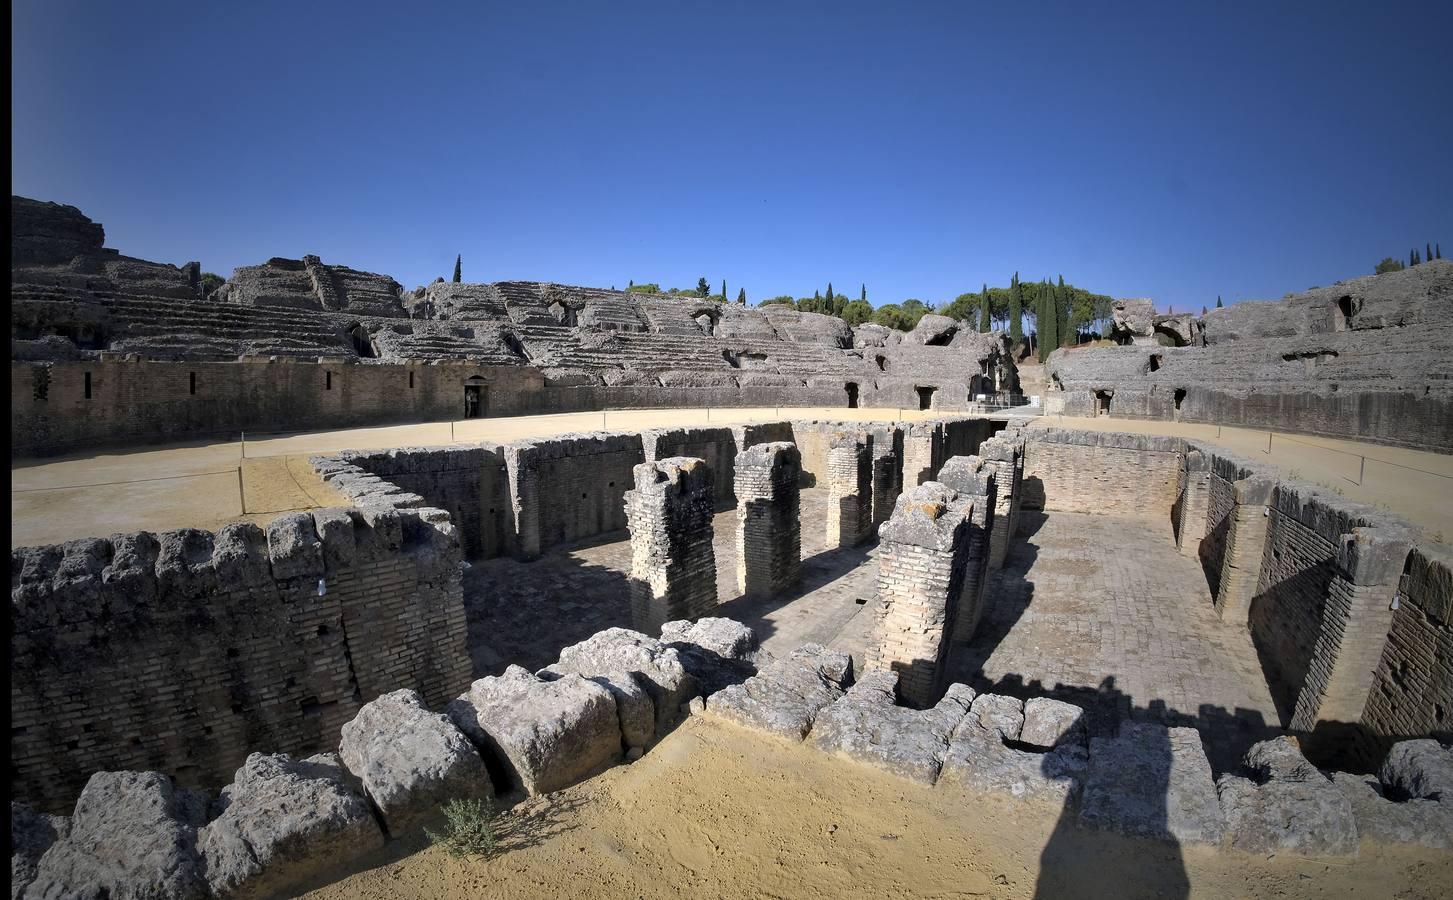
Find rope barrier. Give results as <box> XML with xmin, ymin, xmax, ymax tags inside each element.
<box><xmin>11</xmin><ymin>469</ymin><xmax>239</xmax><ymax>493</ymax></box>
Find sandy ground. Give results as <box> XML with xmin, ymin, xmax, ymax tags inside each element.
<box><xmin>11</xmin><ymin>406</ymin><xmax>1451</xmax><ymax>547</ymax></box>
<box><xmin>301</xmin><ymin>716</ymin><xmax>1452</xmax><ymax>900</ymax></box>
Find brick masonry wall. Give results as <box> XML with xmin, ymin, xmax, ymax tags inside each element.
<box><xmin>1021</xmin><ymin>428</ymin><xmax>1185</xmax><ymax>521</ymax></box>
<box><xmin>864</xmin><ymin>483</ymin><xmax>976</xmax><ymax>707</ymax></box>
<box><xmin>937</xmin><ymin>455</ymin><xmax>997</xmax><ymax>645</ymax></box>
<box><xmin>867</xmin><ymin>424</ymin><xmax>904</xmax><ymax>526</ymax></box>
<box><xmin>625</xmin><ymin>457</ymin><xmax>719</xmax><ymax>633</ymax></box>
<box><xmin>505</xmin><ymin>433</ymin><xmax>645</xmax><ymax>558</ymax></box>
<box><xmin>642</xmin><ymin>427</ymin><xmax>738</xmax><ymax>511</ymax></box>
<box><xmin>9</xmin><ymin>505</ymin><xmax>468</xmax><ymax>814</ymax></box>
<box><xmin>1357</xmin><ymin>545</ymin><xmax>1453</xmax><ymax>763</ymax></box>
<box><xmin>734</xmin><ymin>442</ymin><xmax>801</xmax><ymax>599</ymax></box>
<box><xmin>824</xmin><ymin>431</ymin><xmax>873</xmax><ymax>549</ymax></box>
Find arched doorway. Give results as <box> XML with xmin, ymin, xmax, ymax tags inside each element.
<box><xmin>464</xmin><ymin>376</ymin><xmax>489</xmax><ymax>419</ymax></box>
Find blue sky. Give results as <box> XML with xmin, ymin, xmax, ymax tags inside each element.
<box><xmin>12</xmin><ymin>1</ymin><xmax>1452</xmax><ymax>311</ymax></box>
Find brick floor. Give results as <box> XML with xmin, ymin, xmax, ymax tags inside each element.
<box><xmin>952</xmin><ymin>510</ymin><xmax>1283</xmax><ymax>771</ymax></box>
<box><xmin>464</xmin><ymin>498</ymin><xmax>1282</xmax><ymax>772</ymax></box>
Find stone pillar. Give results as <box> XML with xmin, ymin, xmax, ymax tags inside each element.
<box><xmin>978</xmin><ymin>436</ymin><xmax>1018</xmax><ymax>570</ymax></box>
<box><xmin>735</xmin><ymin>442</ymin><xmax>801</xmax><ymax>599</ymax></box>
<box><xmin>825</xmin><ymin>430</ymin><xmax>872</xmax><ymax>549</ymax></box>
<box><xmin>625</xmin><ymin>457</ymin><xmax>717</xmax><ymax>634</ymax></box>
<box><xmin>1213</xmin><ymin>475</ymin><xmax>1275</xmax><ymax>624</ymax></box>
<box><xmin>505</xmin><ymin>444</ymin><xmax>541</xmax><ymax>560</ymax></box>
<box><xmin>902</xmin><ymin>421</ymin><xmax>943</xmax><ymax>487</ymax></box>
<box><xmin>867</xmin><ymin>424</ymin><xmax>903</xmax><ymax>526</ymax></box>
<box><xmin>1290</xmin><ymin>526</ymin><xmax>1412</xmax><ymax>735</ymax></box>
<box><xmin>864</xmin><ymin>482</ymin><xmax>975</xmax><ymax>707</ymax></box>
<box><xmin>1176</xmin><ymin>449</ymin><xmax>1212</xmax><ymax>558</ymax></box>
<box><xmin>937</xmin><ymin>455</ymin><xmax>997</xmax><ymax>645</ymax></box>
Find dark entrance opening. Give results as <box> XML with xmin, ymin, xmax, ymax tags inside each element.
<box><xmin>1174</xmin><ymin>388</ymin><xmax>1186</xmax><ymax>419</ymax></box>
<box><xmin>845</xmin><ymin>382</ymin><xmax>859</xmax><ymax>408</ymax></box>
<box><xmin>1335</xmin><ymin>295</ymin><xmax>1357</xmax><ymax>332</ymax></box>
<box><xmin>348</xmin><ymin>324</ymin><xmax>377</xmax><ymax>358</ymax></box>
<box><xmin>1149</xmin><ymin>354</ymin><xmax>1162</xmax><ymax>372</ymax></box>
<box><xmin>1095</xmin><ymin>390</ymin><xmax>1111</xmax><ymax>416</ymax></box>
<box><xmin>876</xmin><ymin>356</ymin><xmax>887</xmax><ymax>372</ymax></box>
<box><xmin>916</xmin><ymin>386</ymin><xmax>935</xmax><ymax>410</ymax></box>
<box><xmin>464</xmin><ymin>379</ymin><xmax>488</xmax><ymax>419</ymax></box>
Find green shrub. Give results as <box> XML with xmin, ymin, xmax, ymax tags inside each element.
<box><xmin>424</xmin><ymin>797</ymin><xmax>498</xmax><ymax>859</ymax></box>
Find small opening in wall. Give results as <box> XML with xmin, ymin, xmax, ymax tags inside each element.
<box><xmin>189</xmin><ymin>372</ymin><xmax>196</xmax><ymax>395</ymax></box>
<box><xmin>1149</xmin><ymin>354</ymin><xmax>1162</xmax><ymax>372</ymax></box>
<box><xmin>916</xmin><ymin>385</ymin><xmax>935</xmax><ymax>410</ymax></box>
<box><xmin>1335</xmin><ymin>295</ymin><xmax>1356</xmax><ymax>331</ymax></box>
<box><xmin>1330</xmin><ymin>383</ymin><xmax>1339</xmax><ymax>392</ymax></box>
<box><xmin>83</xmin><ymin>371</ymin><xmax>92</xmax><ymax>399</ymax></box>
<box><xmin>1174</xmin><ymin>388</ymin><xmax>1186</xmax><ymax>411</ymax></box>
<box><xmin>845</xmin><ymin>382</ymin><xmax>859</xmax><ymax>408</ymax></box>
<box><xmin>876</xmin><ymin>356</ymin><xmax>887</xmax><ymax>372</ymax></box>
<box><xmin>409</xmin><ymin>371</ymin><xmax>415</xmax><ymax>389</ymax></box>
<box><xmin>32</xmin><ymin>367</ymin><xmax>49</xmax><ymax>401</ymax></box>
<box><xmin>325</xmin><ymin>371</ymin><xmax>332</xmax><ymax>390</ymax></box>
<box><xmin>1094</xmin><ymin>389</ymin><xmax>1112</xmax><ymax>416</ymax></box>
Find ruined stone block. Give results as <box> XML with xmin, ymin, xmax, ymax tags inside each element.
<box><xmin>198</xmin><ymin>752</ymin><xmax>383</xmax><ymax>899</ymax></box>
<box><xmin>1216</xmin><ymin>737</ymin><xmax>1358</xmax><ymax>857</ymax></box>
<box><xmin>938</xmin><ymin>693</ymin><xmax>1088</xmax><ymax>803</ymax></box>
<box><xmin>549</xmin><ymin>627</ymin><xmax>698</xmax><ymax>742</ymax></box>
<box><xmin>808</xmin><ymin>671</ymin><xmax>974</xmax><ymax>784</ymax></box>
<box><xmin>338</xmin><ymin>689</ymin><xmax>491</xmax><ymax>837</ymax></box>
<box><xmin>625</xmin><ymin>457</ymin><xmax>718</xmax><ymax>634</ymax></box>
<box><xmin>446</xmin><ymin>666</ymin><xmax>621</xmax><ymax>796</ymax></box>
<box><xmin>1079</xmin><ymin>722</ymin><xmax>1226</xmax><ymax>846</ymax></box>
<box><xmin>734</xmin><ymin>441</ymin><xmax>801</xmax><ymax>599</ymax></box>
<box><xmin>704</xmin><ymin>644</ymin><xmax>853</xmax><ymax>740</ymax></box>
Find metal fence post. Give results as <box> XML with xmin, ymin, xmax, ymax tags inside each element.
<box><xmin>1265</xmin><ymin>431</ymin><xmax>1273</xmax><ymax>454</ymax></box>
<box><xmin>1358</xmin><ymin>455</ymin><xmax>1365</xmax><ymax>486</ymax></box>
<box><xmin>237</xmin><ymin>466</ymin><xmax>246</xmax><ymax>515</ymax></box>
<box><xmin>240</xmin><ymin>432</ymin><xmax>246</xmax><ymax>459</ymax></box>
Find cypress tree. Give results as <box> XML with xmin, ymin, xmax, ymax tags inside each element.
<box><xmin>1437</xmin><ymin>243</ymin><xmax>1442</xmax><ymax>260</ymax></box>
<box><xmin>814</xmin><ymin>290</ymin><xmax>821</xmax><ymax>302</ymax></box>
<box><xmin>1411</xmin><ymin>248</ymin><xmax>1418</xmax><ymax>267</ymax></box>
<box><xmin>827</xmin><ymin>282</ymin><xmax>834</xmax><ymax>306</ymax></box>
<box><xmin>721</xmin><ymin>279</ymin><xmax>727</xmax><ymax>302</ymax></box>
<box><xmin>978</xmin><ymin>283</ymin><xmax>990</xmax><ymax>332</ymax></box>
<box><xmin>1040</xmin><ymin>280</ymin><xmax>1057</xmax><ymax>358</ymax></box>
<box><xmin>1216</xmin><ymin>296</ymin><xmax>1223</xmax><ymax>308</ymax></box>
<box><xmin>629</xmin><ymin>279</ymin><xmax>634</xmax><ymax>288</ymax></box>
<box><xmin>1428</xmin><ymin>243</ymin><xmax>1434</xmax><ymax>264</ymax></box>
<box><xmin>452</xmin><ymin>255</ymin><xmax>461</xmax><ymax>283</ymax></box>
<box><xmin>1008</xmin><ymin>272</ymin><xmax>1023</xmax><ymax>345</ymax></box>
<box><xmin>1202</xmin><ymin>305</ymin><xmax>1208</xmax><ymax>316</ymax></box>
<box><xmin>737</xmin><ymin>287</ymin><xmax>746</xmax><ymax>305</ymax></box>
<box><xmin>1057</xmin><ymin>275</ymin><xmax>1071</xmax><ymax>347</ymax></box>
<box><xmin>860</xmin><ymin>283</ymin><xmax>867</xmax><ymax>301</ymax></box>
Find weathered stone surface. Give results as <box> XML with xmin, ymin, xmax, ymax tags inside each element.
<box><xmin>26</xmin><ymin>770</ymin><xmax>209</xmax><ymax>900</ymax></box>
<box><xmin>551</xmin><ymin>627</ymin><xmax>698</xmax><ymax>739</ymax></box>
<box><xmin>1019</xmin><ymin>697</ymin><xmax>1087</xmax><ymax>749</ymax></box>
<box><xmin>1213</xmin><ymin>737</ymin><xmax>1358</xmax><ymax>857</ymax></box>
<box><xmin>1331</xmin><ymin>772</ymin><xmax>1453</xmax><ymax>849</ymax></box>
<box><xmin>198</xmin><ymin>752</ymin><xmax>383</xmax><ymax>899</ymax></box>
<box><xmin>447</xmin><ymin>665</ymin><xmax>621</xmax><ymax>796</ymax></box>
<box><xmin>938</xmin><ymin>694</ymin><xmax>1088</xmax><ymax>803</ymax></box>
<box><xmin>11</xmin><ymin>803</ymin><xmax>69</xmax><ymax>900</ymax></box>
<box><xmin>1379</xmin><ymin>739</ymin><xmax>1453</xmax><ymax>801</ymax></box>
<box><xmin>660</xmin><ymin>616</ymin><xmax>764</xmax><ymax>697</ymax></box>
<box><xmin>808</xmin><ymin>671</ymin><xmax>973</xmax><ymax>784</ymax></box>
<box><xmin>1079</xmin><ymin>722</ymin><xmax>1226</xmax><ymax>845</ymax></box>
<box><xmin>540</xmin><ymin>664</ymin><xmax>654</xmax><ymax>751</ymax></box>
<box><xmin>704</xmin><ymin>644</ymin><xmax>853</xmax><ymax>740</ymax></box>
<box><xmin>338</xmin><ymin>689</ymin><xmax>490</xmax><ymax>836</ymax></box>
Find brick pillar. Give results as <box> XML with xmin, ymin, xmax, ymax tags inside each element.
<box><xmin>505</xmin><ymin>444</ymin><xmax>541</xmax><ymax>560</ymax></box>
<box><xmin>1213</xmin><ymin>475</ymin><xmax>1275</xmax><ymax>624</ymax></box>
<box><xmin>902</xmin><ymin>421</ymin><xmax>943</xmax><ymax>487</ymax></box>
<box><xmin>937</xmin><ymin>455</ymin><xmax>996</xmax><ymax>645</ymax></box>
<box><xmin>867</xmin><ymin>424</ymin><xmax>903</xmax><ymax>526</ymax></box>
<box><xmin>864</xmin><ymin>482</ymin><xmax>975</xmax><ymax>707</ymax></box>
<box><xmin>735</xmin><ymin>442</ymin><xmax>801</xmax><ymax>599</ymax></box>
<box><xmin>1176</xmin><ymin>449</ymin><xmax>1212</xmax><ymax>558</ymax></box>
<box><xmin>825</xmin><ymin>430</ymin><xmax>872</xmax><ymax>549</ymax></box>
<box><xmin>625</xmin><ymin>457</ymin><xmax>718</xmax><ymax>633</ymax></box>
<box><xmin>1290</xmin><ymin>527</ymin><xmax>1411</xmax><ymax>734</ymax></box>
<box><xmin>978</xmin><ymin>436</ymin><xmax>1018</xmax><ymax>570</ymax></box>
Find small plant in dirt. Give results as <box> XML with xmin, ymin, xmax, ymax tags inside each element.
<box><xmin>425</xmin><ymin>797</ymin><xmax>498</xmax><ymax>859</ymax></box>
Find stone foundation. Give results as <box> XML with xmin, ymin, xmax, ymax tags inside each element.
<box><xmin>824</xmin><ymin>430</ymin><xmax>872</xmax><ymax>548</ymax></box>
<box><xmin>735</xmin><ymin>442</ymin><xmax>802</xmax><ymax>599</ymax></box>
<box><xmin>625</xmin><ymin>457</ymin><xmax>719</xmax><ymax>633</ymax></box>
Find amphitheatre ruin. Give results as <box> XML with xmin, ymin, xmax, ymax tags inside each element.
<box><xmin>9</xmin><ymin>195</ymin><xmax>1453</xmax><ymax>898</ymax></box>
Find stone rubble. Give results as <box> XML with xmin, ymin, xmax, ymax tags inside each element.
<box><xmin>1215</xmin><ymin>737</ymin><xmax>1358</xmax><ymax>857</ymax></box>
<box><xmin>704</xmin><ymin>644</ymin><xmax>854</xmax><ymax>740</ymax></box>
<box><xmin>808</xmin><ymin>671</ymin><xmax>974</xmax><ymax>784</ymax></box>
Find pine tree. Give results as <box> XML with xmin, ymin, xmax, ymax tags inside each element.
<box><xmin>452</xmin><ymin>255</ymin><xmax>461</xmax><ymax>283</ymax></box>
<box><xmin>1216</xmin><ymin>296</ymin><xmax>1224</xmax><ymax>308</ymax></box>
<box><xmin>1009</xmin><ymin>272</ymin><xmax>1023</xmax><ymax>345</ymax></box>
<box><xmin>737</xmin><ymin>287</ymin><xmax>746</xmax><ymax>305</ymax></box>
<box><xmin>697</xmin><ymin>277</ymin><xmax>710</xmax><ymax>297</ymax></box>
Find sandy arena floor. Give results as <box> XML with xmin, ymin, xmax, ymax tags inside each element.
<box><xmin>11</xmin><ymin>407</ymin><xmax>1451</xmax><ymax>548</ymax></box>
<box><xmin>299</xmin><ymin>716</ymin><xmax>1453</xmax><ymax>900</ymax></box>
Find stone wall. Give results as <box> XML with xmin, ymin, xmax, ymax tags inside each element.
<box><xmin>642</xmin><ymin>426</ymin><xmax>737</xmax><ymax>511</ymax></box>
<box><xmin>625</xmin><ymin>458</ymin><xmax>719</xmax><ymax>633</ymax></box>
<box><xmin>1020</xmin><ymin>428</ymin><xmax>1185</xmax><ymax>521</ymax></box>
<box><xmin>506</xmin><ymin>433</ymin><xmax>644</xmax><ymax>558</ymax></box>
<box><xmin>824</xmin><ymin>430</ymin><xmax>873</xmax><ymax>548</ymax></box>
<box><xmin>1357</xmin><ymin>544</ymin><xmax>1453</xmax><ymax>764</ymax></box>
<box><xmin>10</xmin><ymin>505</ymin><xmax>469</xmax><ymax>814</ymax></box>
<box><xmin>735</xmin><ymin>442</ymin><xmax>802</xmax><ymax>599</ymax></box>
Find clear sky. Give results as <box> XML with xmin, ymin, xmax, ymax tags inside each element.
<box><xmin>11</xmin><ymin>1</ymin><xmax>1452</xmax><ymax>311</ymax></box>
